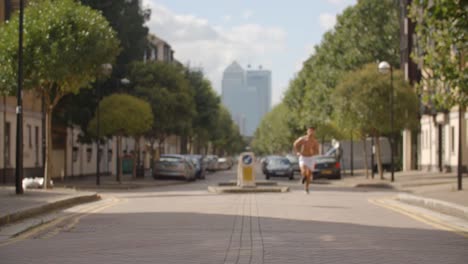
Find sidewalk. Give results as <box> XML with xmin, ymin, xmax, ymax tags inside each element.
<box><xmin>331</xmin><ymin>170</ymin><xmax>468</xmax><ymax>220</ymax></box>
<box><xmin>0</xmin><ymin>174</ymin><xmax>185</xmax><ymax>229</ymax></box>
<box><xmin>53</xmin><ymin>173</ymin><xmax>186</xmax><ymax>191</ymax></box>
<box><xmin>0</xmin><ymin>186</ymin><xmax>99</xmax><ymax>227</ymax></box>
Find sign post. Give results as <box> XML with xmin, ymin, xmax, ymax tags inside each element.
<box><xmin>237</xmin><ymin>152</ymin><xmax>256</xmax><ymax>187</ymax></box>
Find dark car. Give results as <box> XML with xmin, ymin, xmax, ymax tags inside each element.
<box><xmin>285</xmin><ymin>154</ymin><xmax>300</xmax><ymax>174</ymax></box>
<box><xmin>263</xmin><ymin>156</ymin><xmax>294</xmax><ymax>180</ymax></box>
<box><xmin>312</xmin><ymin>155</ymin><xmax>341</xmax><ymax>180</ymax></box>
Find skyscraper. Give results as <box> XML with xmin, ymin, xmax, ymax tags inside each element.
<box><xmin>221</xmin><ymin>62</ymin><xmax>272</xmax><ymax>136</ymax></box>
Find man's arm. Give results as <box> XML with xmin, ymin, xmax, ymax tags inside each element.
<box><xmin>293</xmin><ymin>137</ymin><xmax>303</xmax><ymax>155</ymax></box>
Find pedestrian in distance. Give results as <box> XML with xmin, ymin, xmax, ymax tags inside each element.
<box><xmin>293</xmin><ymin>126</ymin><xmax>319</xmax><ymax>194</ymax></box>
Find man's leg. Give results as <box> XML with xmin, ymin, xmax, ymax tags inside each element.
<box><xmin>305</xmin><ymin>168</ymin><xmax>311</xmax><ymax>193</ymax></box>
<box><xmin>299</xmin><ymin>165</ymin><xmax>307</xmax><ymax>184</ymax></box>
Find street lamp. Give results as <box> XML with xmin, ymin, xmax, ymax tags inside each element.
<box><xmin>96</xmin><ymin>64</ymin><xmax>113</xmax><ymax>185</ymax></box>
<box><xmin>378</xmin><ymin>61</ymin><xmax>394</xmax><ymax>182</ymax></box>
<box><xmin>15</xmin><ymin>0</ymin><xmax>25</xmax><ymax>194</ymax></box>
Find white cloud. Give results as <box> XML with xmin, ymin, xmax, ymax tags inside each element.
<box><xmin>223</xmin><ymin>15</ymin><xmax>232</xmax><ymax>22</ymax></box>
<box><xmin>142</xmin><ymin>1</ymin><xmax>286</xmax><ymax>95</ymax></box>
<box><xmin>327</xmin><ymin>0</ymin><xmax>355</xmax><ymax>7</ymax></box>
<box><xmin>319</xmin><ymin>13</ymin><xmax>337</xmax><ymax>31</ymax></box>
<box><xmin>242</xmin><ymin>9</ymin><xmax>254</xmax><ymax>20</ymax></box>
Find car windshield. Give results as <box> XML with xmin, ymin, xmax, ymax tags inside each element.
<box><xmin>160</xmin><ymin>156</ymin><xmax>183</xmax><ymax>163</ymax></box>
<box><xmin>270</xmin><ymin>158</ymin><xmax>290</xmax><ymax>166</ymax></box>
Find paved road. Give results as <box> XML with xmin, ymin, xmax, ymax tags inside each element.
<box><xmin>1</xmin><ymin>169</ymin><xmax>467</xmax><ymax>263</ymax></box>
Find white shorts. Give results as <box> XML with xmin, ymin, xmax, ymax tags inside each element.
<box><xmin>299</xmin><ymin>156</ymin><xmax>315</xmax><ymax>171</ymax></box>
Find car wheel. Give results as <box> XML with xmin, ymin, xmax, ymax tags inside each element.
<box><xmin>289</xmin><ymin>173</ymin><xmax>294</xmax><ymax>180</ymax></box>
<box><xmin>265</xmin><ymin>174</ymin><xmax>270</xmax><ymax>180</ymax></box>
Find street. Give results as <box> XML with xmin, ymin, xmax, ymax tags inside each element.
<box><xmin>1</xmin><ymin>168</ymin><xmax>467</xmax><ymax>264</ymax></box>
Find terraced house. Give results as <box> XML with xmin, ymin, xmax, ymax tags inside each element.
<box><xmin>399</xmin><ymin>0</ymin><xmax>467</xmax><ymax>173</ymax></box>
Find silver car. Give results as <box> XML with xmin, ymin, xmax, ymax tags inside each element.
<box><xmin>153</xmin><ymin>154</ymin><xmax>196</xmax><ymax>181</ymax></box>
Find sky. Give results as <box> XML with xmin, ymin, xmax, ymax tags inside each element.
<box><xmin>141</xmin><ymin>0</ymin><xmax>356</xmax><ymax>107</ymax></box>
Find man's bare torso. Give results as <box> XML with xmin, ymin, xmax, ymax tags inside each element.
<box><xmin>295</xmin><ymin>136</ymin><xmax>319</xmax><ymax>157</ymax></box>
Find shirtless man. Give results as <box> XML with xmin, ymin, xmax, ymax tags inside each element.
<box><xmin>293</xmin><ymin>126</ymin><xmax>319</xmax><ymax>194</ymax></box>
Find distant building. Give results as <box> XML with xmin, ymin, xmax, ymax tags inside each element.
<box><xmin>221</xmin><ymin>61</ymin><xmax>272</xmax><ymax>136</ymax></box>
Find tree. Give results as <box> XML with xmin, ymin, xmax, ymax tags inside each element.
<box><xmin>184</xmin><ymin>69</ymin><xmax>220</xmax><ymax>154</ymax></box>
<box><xmin>252</xmin><ymin>103</ymin><xmax>295</xmax><ymax>155</ymax></box>
<box><xmin>210</xmin><ymin>106</ymin><xmax>245</xmax><ymax>156</ymax></box>
<box><xmin>333</xmin><ymin>63</ymin><xmax>419</xmax><ymax>178</ymax></box>
<box><xmin>0</xmin><ymin>0</ymin><xmax>120</xmax><ymax>187</ymax></box>
<box><xmin>409</xmin><ymin>0</ymin><xmax>467</xmax><ymax>109</ymax></box>
<box><xmin>88</xmin><ymin>94</ymin><xmax>153</xmax><ymax>181</ymax></box>
<box><xmin>129</xmin><ymin>61</ymin><xmax>196</xmax><ymax>165</ymax></box>
<box><xmin>55</xmin><ymin>0</ymin><xmax>151</xmax><ymax>142</ymax></box>
<box><xmin>283</xmin><ymin>0</ymin><xmax>401</xmax><ymax>143</ymax></box>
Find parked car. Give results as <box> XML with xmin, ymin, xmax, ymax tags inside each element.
<box><xmin>217</xmin><ymin>157</ymin><xmax>233</xmax><ymax>170</ymax></box>
<box><xmin>312</xmin><ymin>155</ymin><xmax>341</xmax><ymax>180</ymax></box>
<box><xmin>263</xmin><ymin>156</ymin><xmax>294</xmax><ymax>180</ymax></box>
<box><xmin>285</xmin><ymin>154</ymin><xmax>300</xmax><ymax>174</ymax></box>
<box><xmin>153</xmin><ymin>154</ymin><xmax>196</xmax><ymax>181</ymax></box>
<box><xmin>204</xmin><ymin>155</ymin><xmax>218</xmax><ymax>171</ymax></box>
<box><xmin>187</xmin><ymin>154</ymin><xmax>206</xmax><ymax>179</ymax></box>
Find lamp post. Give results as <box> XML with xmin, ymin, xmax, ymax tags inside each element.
<box><xmin>378</xmin><ymin>61</ymin><xmax>395</xmax><ymax>182</ymax></box>
<box><xmin>15</xmin><ymin>0</ymin><xmax>25</xmax><ymax>194</ymax></box>
<box><xmin>96</xmin><ymin>64</ymin><xmax>113</xmax><ymax>186</ymax></box>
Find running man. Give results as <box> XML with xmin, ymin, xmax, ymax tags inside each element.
<box><xmin>293</xmin><ymin>126</ymin><xmax>319</xmax><ymax>194</ymax></box>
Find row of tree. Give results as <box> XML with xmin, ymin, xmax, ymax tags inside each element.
<box><xmin>253</xmin><ymin>0</ymin><xmax>418</xmax><ymax>179</ymax></box>
<box><xmin>0</xmin><ymin>0</ymin><xmax>245</xmax><ymax>185</ymax></box>
<box><xmin>253</xmin><ymin>0</ymin><xmax>466</xmax><ymax>179</ymax></box>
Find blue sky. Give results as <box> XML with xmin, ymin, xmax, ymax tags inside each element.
<box><xmin>142</xmin><ymin>0</ymin><xmax>356</xmax><ymax>106</ymax></box>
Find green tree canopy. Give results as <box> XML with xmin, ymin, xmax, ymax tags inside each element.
<box><xmin>333</xmin><ymin>63</ymin><xmax>419</xmax><ymax>136</ymax></box>
<box><xmin>252</xmin><ymin>103</ymin><xmax>294</xmax><ymax>155</ymax></box>
<box><xmin>54</xmin><ymin>0</ymin><xmax>151</xmax><ymax>141</ymax></box>
<box><xmin>211</xmin><ymin>106</ymin><xmax>245</xmax><ymax>155</ymax></box>
<box><xmin>185</xmin><ymin>68</ymin><xmax>221</xmax><ymax>151</ymax></box>
<box><xmin>129</xmin><ymin>61</ymin><xmax>196</xmax><ymax>148</ymax></box>
<box><xmin>409</xmin><ymin>0</ymin><xmax>467</xmax><ymax>109</ymax></box>
<box><xmin>87</xmin><ymin>94</ymin><xmax>153</xmax><ymax>137</ymax></box>
<box><xmin>283</xmin><ymin>0</ymin><xmax>401</xmax><ymax>135</ymax></box>
<box><xmin>0</xmin><ymin>0</ymin><xmax>120</xmax><ymax>187</ymax></box>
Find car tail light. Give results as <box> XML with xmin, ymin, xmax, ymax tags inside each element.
<box><xmin>335</xmin><ymin>162</ymin><xmax>340</xmax><ymax>169</ymax></box>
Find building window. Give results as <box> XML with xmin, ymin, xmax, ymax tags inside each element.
<box><xmin>451</xmin><ymin>126</ymin><xmax>455</xmax><ymax>153</ymax></box>
<box><xmin>35</xmin><ymin>126</ymin><xmax>39</xmax><ymax>166</ymax></box>
<box><xmin>108</xmin><ymin>149</ymin><xmax>113</xmax><ymax>163</ymax></box>
<box><xmin>27</xmin><ymin>124</ymin><xmax>32</xmax><ymax>148</ymax></box>
<box><xmin>86</xmin><ymin>147</ymin><xmax>92</xmax><ymax>163</ymax></box>
<box><xmin>4</xmin><ymin>122</ymin><xmax>11</xmax><ymax>166</ymax></box>
<box><xmin>72</xmin><ymin>147</ymin><xmax>79</xmax><ymax>162</ymax></box>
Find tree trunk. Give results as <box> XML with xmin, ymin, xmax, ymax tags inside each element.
<box><xmin>375</xmin><ymin>136</ymin><xmax>384</xmax><ymax>179</ymax></box>
<box><xmin>363</xmin><ymin>137</ymin><xmax>369</xmax><ymax>179</ymax></box>
<box><xmin>43</xmin><ymin>106</ymin><xmax>54</xmax><ymax>188</ymax></box>
<box><xmin>3</xmin><ymin>96</ymin><xmax>6</xmax><ymax>184</ymax></box>
<box><xmin>116</xmin><ymin>135</ymin><xmax>122</xmax><ymax>182</ymax></box>
<box><xmin>132</xmin><ymin>136</ymin><xmax>141</xmax><ymax>179</ymax></box>
<box><xmin>149</xmin><ymin>139</ymin><xmax>155</xmax><ymax>176</ymax></box>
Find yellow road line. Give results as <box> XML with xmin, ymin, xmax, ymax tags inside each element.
<box><xmin>0</xmin><ymin>197</ymin><xmax>120</xmax><ymax>247</ymax></box>
<box><xmin>369</xmin><ymin>198</ymin><xmax>468</xmax><ymax>239</ymax></box>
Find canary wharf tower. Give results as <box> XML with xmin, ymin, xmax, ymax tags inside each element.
<box><xmin>221</xmin><ymin>61</ymin><xmax>271</xmax><ymax>137</ymax></box>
